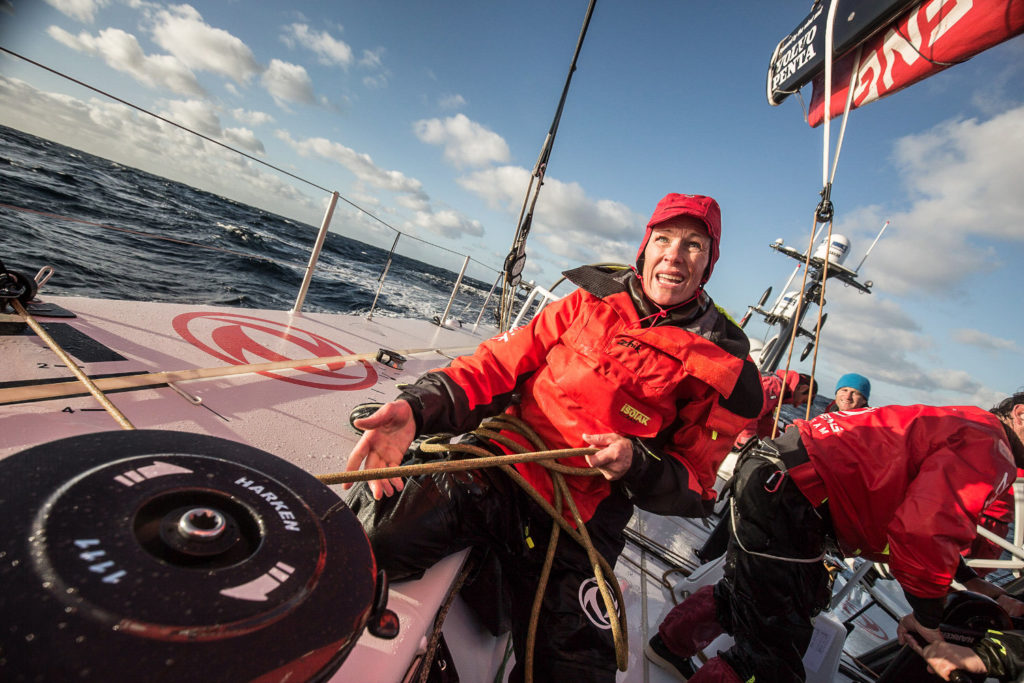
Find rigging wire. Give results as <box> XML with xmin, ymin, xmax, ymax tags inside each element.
<box><xmin>771</xmin><ymin>4</ymin><xmax>864</xmax><ymax>431</ymax></box>
<box><xmin>497</xmin><ymin>0</ymin><xmax>598</xmax><ymax>331</ymax></box>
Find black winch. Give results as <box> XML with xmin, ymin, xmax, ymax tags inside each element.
<box><xmin>0</xmin><ymin>429</ymin><xmax>395</xmax><ymax>682</ymax></box>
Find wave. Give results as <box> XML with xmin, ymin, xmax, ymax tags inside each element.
<box><xmin>0</xmin><ymin>123</ymin><xmax>500</xmax><ymax>324</ymax></box>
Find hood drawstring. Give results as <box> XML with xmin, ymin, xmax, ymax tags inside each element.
<box><xmin>633</xmin><ymin>267</ymin><xmax>703</xmax><ymax>326</ymax></box>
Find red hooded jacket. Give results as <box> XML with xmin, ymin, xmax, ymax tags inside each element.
<box><xmin>400</xmin><ymin>266</ymin><xmax>763</xmax><ymax>524</ymax></box>
<box><xmin>792</xmin><ymin>405</ymin><xmax>1016</xmax><ymax>601</ymax></box>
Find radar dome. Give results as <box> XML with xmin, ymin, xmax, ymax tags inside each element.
<box><xmin>813</xmin><ymin>234</ymin><xmax>850</xmax><ymax>265</ymax></box>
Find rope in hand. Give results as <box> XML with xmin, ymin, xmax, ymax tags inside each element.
<box><xmin>316</xmin><ymin>413</ymin><xmax>630</xmax><ymax>678</ymax></box>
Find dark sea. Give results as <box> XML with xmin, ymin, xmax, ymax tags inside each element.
<box><xmin>0</xmin><ymin>123</ymin><xmax>844</xmax><ymax>421</ymax></box>
<box><xmin>0</xmin><ymin>124</ymin><xmax>500</xmax><ymax>323</ymax></box>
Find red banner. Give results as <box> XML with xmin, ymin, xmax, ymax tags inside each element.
<box><xmin>808</xmin><ymin>0</ymin><xmax>1024</xmax><ymax>127</ymax></box>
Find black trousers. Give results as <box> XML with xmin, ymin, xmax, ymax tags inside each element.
<box><xmin>345</xmin><ymin>444</ymin><xmax>624</xmax><ymax>683</ymax></box>
<box><xmin>714</xmin><ymin>440</ymin><xmax>834</xmax><ymax>683</ymax></box>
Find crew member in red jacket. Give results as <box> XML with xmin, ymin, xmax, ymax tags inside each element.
<box><xmin>964</xmin><ymin>471</ymin><xmax>1021</xmax><ymax>576</ymax></box>
<box><xmin>733</xmin><ymin>370</ymin><xmax>817</xmax><ymax>448</ymax></box>
<box><xmin>343</xmin><ymin>193</ymin><xmax>763</xmax><ymax>682</ymax></box>
<box><xmin>645</xmin><ymin>393</ymin><xmax>1024</xmax><ymax>683</ymax></box>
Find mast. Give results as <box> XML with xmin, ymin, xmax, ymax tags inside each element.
<box><xmin>497</xmin><ymin>0</ymin><xmax>598</xmax><ymax>331</ymax></box>
<box><xmin>750</xmin><ymin>233</ymin><xmax>876</xmax><ymax>374</ymax></box>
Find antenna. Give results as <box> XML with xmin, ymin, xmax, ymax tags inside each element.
<box><xmin>853</xmin><ymin>220</ymin><xmax>890</xmax><ymax>273</ymax></box>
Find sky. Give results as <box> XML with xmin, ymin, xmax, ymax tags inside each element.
<box><xmin>0</xmin><ymin>0</ymin><xmax>1021</xmax><ymax>409</ymax></box>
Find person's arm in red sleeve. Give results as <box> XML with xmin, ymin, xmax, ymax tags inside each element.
<box><xmin>401</xmin><ymin>290</ymin><xmax>584</xmax><ymax>435</ymax></box>
<box><xmin>888</xmin><ymin>434</ymin><xmax>1012</xmax><ymax>631</ymax></box>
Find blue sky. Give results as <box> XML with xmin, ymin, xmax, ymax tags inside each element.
<box><xmin>1</xmin><ymin>0</ymin><xmax>1022</xmax><ymax>409</ymax></box>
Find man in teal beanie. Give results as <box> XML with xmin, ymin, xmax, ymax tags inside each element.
<box><xmin>829</xmin><ymin>372</ymin><xmax>870</xmax><ymax>411</ymax></box>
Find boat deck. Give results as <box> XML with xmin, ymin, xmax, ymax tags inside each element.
<box><xmin>1</xmin><ymin>294</ymin><xmax>487</xmax><ymax>465</ymax></box>
<box><xmin>1</xmin><ymin>295</ymin><xmax>514</xmax><ymax>682</ymax></box>
<box><xmin>0</xmin><ymin>294</ymin><xmax>962</xmax><ymax>683</ymax></box>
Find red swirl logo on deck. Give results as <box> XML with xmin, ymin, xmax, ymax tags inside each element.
<box><xmin>172</xmin><ymin>312</ymin><xmax>377</xmax><ymax>390</ymax></box>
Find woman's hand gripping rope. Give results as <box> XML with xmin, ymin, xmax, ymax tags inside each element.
<box><xmin>582</xmin><ymin>432</ymin><xmax>634</xmax><ymax>480</ymax></box>
<box><xmin>327</xmin><ymin>411</ymin><xmax>631</xmax><ymax>675</ymax></box>
<box><xmin>338</xmin><ymin>402</ymin><xmax>637</xmax><ymax>492</ymax></box>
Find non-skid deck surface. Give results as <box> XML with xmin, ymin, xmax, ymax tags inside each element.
<box><xmin>1</xmin><ymin>294</ymin><xmax>503</xmax><ymax>683</ymax></box>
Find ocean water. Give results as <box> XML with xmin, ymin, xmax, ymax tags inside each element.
<box><xmin>0</xmin><ymin>124</ymin><xmax>500</xmax><ymax>324</ymax></box>
<box><xmin>0</xmin><ymin>123</ymin><xmax>835</xmax><ymax>419</ymax></box>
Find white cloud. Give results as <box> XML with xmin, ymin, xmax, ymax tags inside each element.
<box><xmin>47</xmin><ymin>26</ymin><xmax>204</xmax><ymax>96</ymax></box>
<box><xmin>231</xmin><ymin>108</ymin><xmax>274</xmax><ymax>127</ymax></box>
<box><xmin>161</xmin><ymin>98</ymin><xmax>221</xmax><ymax>137</ymax></box>
<box><xmin>275</xmin><ymin>130</ymin><xmax>425</xmax><ymax>197</ymax></box>
<box><xmin>787</xmin><ymin>286</ymin><xmax>1008</xmax><ymax>407</ymax></box>
<box><xmin>438</xmin><ymin>93</ymin><xmax>466</xmax><ymax>110</ymax></box>
<box><xmin>150</xmin><ymin>5</ymin><xmax>261</xmax><ymax>84</ymax></box>
<box><xmin>359</xmin><ymin>47</ymin><xmax>384</xmax><ymax>70</ymax></box>
<box><xmin>0</xmin><ymin>76</ymin><xmax>318</xmax><ymax>224</ymax></box>
<box><xmin>358</xmin><ymin>48</ymin><xmax>389</xmax><ymax>89</ymax></box>
<box><xmin>261</xmin><ymin>59</ymin><xmax>316</xmax><ymax>107</ymax></box>
<box><xmin>952</xmin><ymin>328</ymin><xmax>1021</xmax><ymax>353</ymax></box>
<box><xmin>223</xmin><ymin>127</ymin><xmax>265</xmax><ymax>155</ymax></box>
<box><xmin>458</xmin><ymin>165</ymin><xmax>641</xmax><ymax>264</ymax></box>
<box><xmin>281</xmin><ymin>23</ymin><xmax>353</xmax><ymax>67</ymax></box>
<box><xmin>43</xmin><ymin>0</ymin><xmax>108</xmax><ymax>23</ymax></box>
<box><xmin>407</xmin><ymin>209</ymin><xmax>484</xmax><ymax>239</ymax></box>
<box><xmin>273</xmin><ymin>131</ymin><xmax>487</xmax><ymax>242</ymax></box>
<box><xmin>414</xmin><ymin>114</ymin><xmax>510</xmax><ymax>168</ymax></box>
<box><xmin>363</xmin><ymin>74</ymin><xmax>388</xmax><ymax>89</ymax></box>
<box><xmin>862</xmin><ymin>106</ymin><xmax>1024</xmax><ymax>296</ymax></box>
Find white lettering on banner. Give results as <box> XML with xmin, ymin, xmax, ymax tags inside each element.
<box><xmin>773</xmin><ymin>25</ymin><xmax>819</xmax><ymax>90</ymax></box>
<box><xmin>881</xmin><ymin>18</ymin><xmax>922</xmax><ymax>91</ymax></box>
<box><xmin>234</xmin><ymin>477</ymin><xmax>301</xmax><ymax>531</ymax></box>
<box><xmin>927</xmin><ymin>0</ymin><xmax>972</xmax><ymax>45</ymax></box>
<box><xmin>854</xmin><ymin>0</ymin><xmax>973</xmax><ymax>107</ymax></box>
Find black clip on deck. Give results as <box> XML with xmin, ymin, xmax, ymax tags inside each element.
<box><xmin>375</xmin><ymin>349</ymin><xmax>407</xmax><ymax>370</ymax></box>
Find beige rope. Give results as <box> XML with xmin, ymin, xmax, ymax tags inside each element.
<box><xmin>10</xmin><ymin>299</ymin><xmax>135</xmax><ymax>429</ymax></box>
<box><xmin>323</xmin><ymin>413</ymin><xmax>630</xmax><ymax>677</ymax></box>
<box><xmin>316</xmin><ymin>447</ymin><xmax>596</xmax><ymax>485</ymax></box>
<box><xmin>0</xmin><ymin>344</ymin><xmax>478</xmax><ymax>405</ymax></box>
<box><xmin>770</xmin><ymin>213</ymin><xmax>819</xmax><ymax>440</ymax></box>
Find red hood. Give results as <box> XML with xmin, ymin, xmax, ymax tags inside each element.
<box><xmin>636</xmin><ymin>193</ymin><xmax>721</xmax><ymax>286</ymax></box>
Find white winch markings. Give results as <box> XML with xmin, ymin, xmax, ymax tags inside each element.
<box><xmin>219</xmin><ymin>562</ymin><xmax>296</xmax><ymax>602</ymax></box>
<box><xmin>113</xmin><ymin>460</ymin><xmax>193</xmax><ymax>487</ymax></box>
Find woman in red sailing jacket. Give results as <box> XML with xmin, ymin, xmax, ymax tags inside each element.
<box><xmin>646</xmin><ymin>393</ymin><xmax>1024</xmax><ymax>683</ymax></box>
<box><xmin>342</xmin><ymin>193</ymin><xmax>763</xmax><ymax>682</ymax></box>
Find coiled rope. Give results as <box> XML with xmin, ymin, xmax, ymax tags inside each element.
<box><xmin>318</xmin><ymin>412</ymin><xmax>630</xmax><ymax>679</ymax></box>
